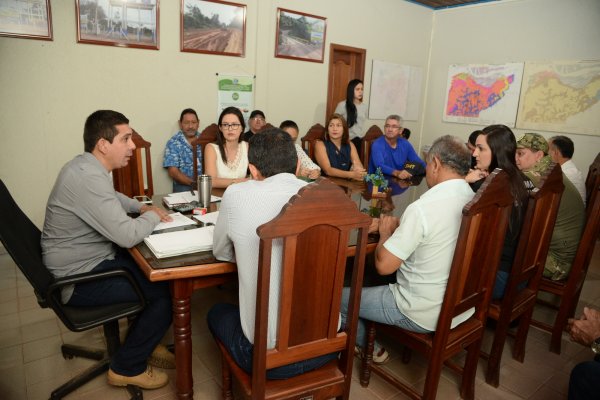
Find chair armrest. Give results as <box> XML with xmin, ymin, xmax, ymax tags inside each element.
<box><xmin>48</xmin><ymin>268</ymin><xmax>145</xmax><ymax>303</ymax></box>
<box><xmin>46</xmin><ymin>269</ymin><xmax>147</xmax><ymax>332</ymax></box>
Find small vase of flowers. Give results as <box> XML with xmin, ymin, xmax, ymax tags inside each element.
<box><xmin>364</xmin><ymin>167</ymin><xmax>389</xmax><ymax>196</ymax></box>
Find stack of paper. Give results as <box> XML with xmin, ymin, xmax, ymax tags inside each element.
<box><xmin>163</xmin><ymin>192</ymin><xmax>222</xmax><ymax>208</ymax></box>
<box><xmin>144</xmin><ymin>226</ymin><xmax>214</xmax><ymax>258</ymax></box>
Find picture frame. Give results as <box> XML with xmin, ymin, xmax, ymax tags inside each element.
<box><xmin>76</xmin><ymin>0</ymin><xmax>159</xmax><ymax>50</ymax></box>
<box><xmin>275</xmin><ymin>8</ymin><xmax>326</xmax><ymax>63</ymax></box>
<box><xmin>0</xmin><ymin>0</ymin><xmax>53</xmax><ymax>41</ymax></box>
<box><xmin>181</xmin><ymin>0</ymin><xmax>246</xmax><ymax>57</ymax></box>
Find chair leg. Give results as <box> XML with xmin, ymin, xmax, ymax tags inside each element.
<box><xmin>513</xmin><ymin>310</ymin><xmax>534</xmax><ymax>362</ymax></box>
<box><xmin>50</xmin><ymin>357</ymin><xmax>110</xmax><ymax>400</ymax></box>
<box><xmin>221</xmin><ymin>356</ymin><xmax>234</xmax><ymax>400</ymax></box>
<box><xmin>485</xmin><ymin>315</ymin><xmax>511</xmax><ymax>387</ymax></box>
<box><xmin>104</xmin><ymin>320</ymin><xmax>121</xmax><ymax>356</ymax></box>
<box><xmin>460</xmin><ymin>341</ymin><xmax>481</xmax><ymax>400</ymax></box>
<box><xmin>422</xmin><ymin>353</ymin><xmax>444</xmax><ymax>400</ymax></box>
<box><xmin>402</xmin><ymin>346</ymin><xmax>412</xmax><ymax>364</ymax></box>
<box><xmin>359</xmin><ymin>322</ymin><xmax>376</xmax><ymax>387</ymax></box>
<box><xmin>61</xmin><ymin>344</ymin><xmax>105</xmax><ymax>361</ymax></box>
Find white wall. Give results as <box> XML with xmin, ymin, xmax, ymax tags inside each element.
<box><xmin>423</xmin><ymin>0</ymin><xmax>600</xmax><ymax>172</ymax></box>
<box><xmin>0</xmin><ymin>0</ymin><xmax>432</xmax><ymax>227</ymax></box>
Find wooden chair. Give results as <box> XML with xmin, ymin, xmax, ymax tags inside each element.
<box><xmin>190</xmin><ymin>123</ymin><xmax>219</xmax><ymax>183</ymax></box>
<box><xmin>112</xmin><ymin>129</ymin><xmax>153</xmax><ymax>197</ymax></box>
<box><xmin>214</xmin><ymin>178</ymin><xmax>372</xmax><ymax>400</ymax></box>
<box><xmin>483</xmin><ymin>163</ymin><xmax>564</xmax><ymax>387</ymax></box>
<box><xmin>360</xmin><ymin>125</ymin><xmax>383</xmax><ymax>167</ymax></box>
<box><xmin>300</xmin><ymin>123</ymin><xmax>326</xmax><ymax>161</ymax></box>
<box><xmin>359</xmin><ymin>169</ymin><xmax>514</xmax><ymax>400</ymax></box>
<box><xmin>532</xmin><ymin>152</ymin><xmax>600</xmax><ymax>354</ymax></box>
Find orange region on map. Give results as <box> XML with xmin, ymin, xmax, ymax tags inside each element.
<box><xmin>446</xmin><ymin>73</ymin><xmax>514</xmax><ymax>117</ymax></box>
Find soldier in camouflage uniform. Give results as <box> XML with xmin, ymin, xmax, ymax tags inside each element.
<box><xmin>516</xmin><ymin>133</ymin><xmax>585</xmax><ymax>281</ymax></box>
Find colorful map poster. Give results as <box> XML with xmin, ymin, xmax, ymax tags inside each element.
<box><xmin>443</xmin><ymin>63</ymin><xmax>524</xmax><ymax>127</ymax></box>
<box><xmin>516</xmin><ymin>61</ymin><xmax>600</xmax><ymax>136</ymax></box>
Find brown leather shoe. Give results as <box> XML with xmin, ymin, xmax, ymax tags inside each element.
<box><xmin>148</xmin><ymin>343</ymin><xmax>176</xmax><ymax>369</ymax></box>
<box><xmin>107</xmin><ymin>366</ymin><xmax>169</xmax><ymax>389</ymax></box>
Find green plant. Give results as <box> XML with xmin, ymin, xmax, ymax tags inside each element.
<box><xmin>364</xmin><ymin>167</ymin><xmax>389</xmax><ymax>190</ymax></box>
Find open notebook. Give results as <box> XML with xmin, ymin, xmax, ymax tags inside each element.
<box><xmin>144</xmin><ymin>226</ymin><xmax>214</xmax><ymax>258</ymax></box>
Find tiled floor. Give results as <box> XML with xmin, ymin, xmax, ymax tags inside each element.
<box><xmin>1</xmin><ymin>242</ymin><xmax>599</xmax><ymax>400</ymax></box>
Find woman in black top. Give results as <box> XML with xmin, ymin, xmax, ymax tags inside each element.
<box><xmin>466</xmin><ymin>124</ymin><xmax>530</xmax><ymax>299</ymax></box>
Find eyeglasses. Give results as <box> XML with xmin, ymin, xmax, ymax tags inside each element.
<box><xmin>251</xmin><ymin>117</ymin><xmax>265</xmax><ymax>122</ymax></box>
<box><xmin>220</xmin><ymin>123</ymin><xmax>241</xmax><ymax>130</ymax></box>
<box><xmin>384</xmin><ymin>124</ymin><xmax>401</xmax><ymax>130</ymax></box>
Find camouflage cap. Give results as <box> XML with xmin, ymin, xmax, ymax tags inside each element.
<box><xmin>517</xmin><ymin>133</ymin><xmax>548</xmax><ymax>154</ymax></box>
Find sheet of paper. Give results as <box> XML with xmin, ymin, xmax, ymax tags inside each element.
<box><xmin>152</xmin><ymin>212</ymin><xmax>197</xmax><ymax>232</ymax></box>
<box><xmin>193</xmin><ymin>211</ymin><xmax>219</xmax><ymax>225</ymax></box>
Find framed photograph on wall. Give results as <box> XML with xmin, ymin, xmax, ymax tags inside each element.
<box><xmin>76</xmin><ymin>0</ymin><xmax>159</xmax><ymax>50</ymax></box>
<box><xmin>275</xmin><ymin>8</ymin><xmax>326</xmax><ymax>63</ymax></box>
<box><xmin>181</xmin><ymin>0</ymin><xmax>246</xmax><ymax>57</ymax></box>
<box><xmin>0</xmin><ymin>0</ymin><xmax>53</xmax><ymax>40</ymax></box>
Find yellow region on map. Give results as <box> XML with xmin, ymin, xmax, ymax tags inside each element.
<box><xmin>521</xmin><ymin>74</ymin><xmax>600</xmax><ymax>123</ymax></box>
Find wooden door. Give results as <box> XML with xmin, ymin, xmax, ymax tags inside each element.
<box><xmin>326</xmin><ymin>44</ymin><xmax>366</xmax><ymax>119</ymax></box>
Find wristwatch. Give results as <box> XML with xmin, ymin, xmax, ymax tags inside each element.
<box><xmin>592</xmin><ymin>337</ymin><xmax>600</xmax><ymax>354</ymax></box>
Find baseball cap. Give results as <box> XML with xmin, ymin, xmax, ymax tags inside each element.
<box><xmin>250</xmin><ymin>110</ymin><xmax>265</xmax><ymax>119</ymax></box>
<box><xmin>517</xmin><ymin>133</ymin><xmax>548</xmax><ymax>154</ymax></box>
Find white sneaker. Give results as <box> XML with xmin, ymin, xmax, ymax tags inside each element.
<box><xmin>354</xmin><ymin>345</ymin><xmax>390</xmax><ymax>365</ymax></box>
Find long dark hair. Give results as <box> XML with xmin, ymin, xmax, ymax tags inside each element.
<box><xmin>216</xmin><ymin>107</ymin><xmax>245</xmax><ymax>164</ymax></box>
<box><xmin>344</xmin><ymin>79</ymin><xmax>362</xmax><ymax>128</ymax></box>
<box><xmin>481</xmin><ymin>125</ymin><xmax>529</xmax><ymax>234</ymax></box>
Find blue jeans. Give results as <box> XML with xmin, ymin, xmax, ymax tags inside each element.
<box><xmin>492</xmin><ymin>270</ymin><xmax>527</xmax><ymax>300</ymax></box>
<box><xmin>172</xmin><ymin>181</ymin><xmax>193</xmax><ymax>193</ymax></box>
<box><xmin>569</xmin><ymin>359</ymin><xmax>600</xmax><ymax>400</ymax></box>
<box><xmin>67</xmin><ymin>251</ymin><xmax>172</xmax><ymax>376</ymax></box>
<box><xmin>207</xmin><ymin>303</ymin><xmax>338</xmax><ymax>379</ymax></box>
<box><xmin>340</xmin><ymin>285</ymin><xmax>431</xmax><ymax>349</ymax></box>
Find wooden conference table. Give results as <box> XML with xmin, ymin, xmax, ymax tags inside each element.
<box><xmin>128</xmin><ymin>175</ymin><xmax>427</xmax><ymax>399</ymax></box>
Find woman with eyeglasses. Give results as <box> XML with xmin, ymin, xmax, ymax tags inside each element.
<box><xmin>204</xmin><ymin>107</ymin><xmax>250</xmax><ymax>188</ymax></box>
<box><xmin>314</xmin><ymin>113</ymin><xmax>367</xmax><ymax>181</ymax></box>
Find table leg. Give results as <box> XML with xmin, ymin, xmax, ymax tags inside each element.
<box><xmin>171</xmin><ymin>279</ymin><xmax>194</xmax><ymax>400</ymax></box>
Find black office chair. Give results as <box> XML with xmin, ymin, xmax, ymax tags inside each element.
<box><xmin>0</xmin><ymin>179</ymin><xmax>146</xmax><ymax>400</ymax></box>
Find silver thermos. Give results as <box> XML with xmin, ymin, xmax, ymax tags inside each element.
<box><xmin>197</xmin><ymin>175</ymin><xmax>212</xmax><ymax>208</ymax></box>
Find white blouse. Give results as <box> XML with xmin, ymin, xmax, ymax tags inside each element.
<box><xmin>208</xmin><ymin>142</ymin><xmax>249</xmax><ymax>179</ymax></box>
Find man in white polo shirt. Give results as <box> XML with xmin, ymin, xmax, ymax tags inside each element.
<box><xmin>341</xmin><ymin>135</ymin><xmax>474</xmax><ymax>363</ymax></box>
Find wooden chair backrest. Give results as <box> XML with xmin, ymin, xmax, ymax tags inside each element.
<box><xmin>434</xmin><ymin>169</ymin><xmax>514</xmax><ymax>341</ymax></box>
<box><xmin>484</xmin><ymin>163</ymin><xmax>564</xmax><ymax>386</ymax></box>
<box><xmin>191</xmin><ymin>123</ymin><xmax>219</xmax><ymax>183</ymax></box>
<box><xmin>502</xmin><ymin>163</ymin><xmax>564</xmax><ymax>301</ymax></box>
<box><xmin>252</xmin><ymin>178</ymin><xmax>372</xmax><ymax>398</ymax></box>
<box><xmin>300</xmin><ymin>123</ymin><xmax>326</xmax><ymax>161</ymax></box>
<box><xmin>112</xmin><ymin>129</ymin><xmax>153</xmax><ymax>198</ymax></box>
<box><xmin>534</xmin><ymin>152</ymin><xmax>600</xmax><ymax>353</ymax></box>
<box><xmin>360</xmin><ymin>125</ymin><xmax>383</xmax><ymax>167</ymax></box>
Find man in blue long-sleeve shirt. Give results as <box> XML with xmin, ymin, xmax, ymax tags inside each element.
<box><xmin>368</xmin><ymin>114</ymin><xmax>424</xmax><ymax>179</ymax></box>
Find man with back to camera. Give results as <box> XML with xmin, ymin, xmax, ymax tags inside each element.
<box><xmin>207</xmin><ymin>129</ymin><xmax>338</xmax><ymax>378</ymax></box>
<box><xmin>368</xmin><ymin>114</ymin><xmax>425</xmax><ymax>179</ymax></box>
<box><xmin>515</xmin><ymin>133</ymin><xmax>585</xmax><ymax>281</ymax></box>
<box><xmin>41</xmin><ymin>110</ymin><xmax>174</xmax><ymax>389</ymax></box>
<box><xmin>242</xmin><ymin>109</ymin><xmax>266</xmax><ymax>142</ymax></box>
<box><xmin>549</xmin><ymin>135</ymin><xmax>586</xmax><ymax>204</ymax></box>
<box><xmin>342</xmin><ymin>135</ymin><xmax>475</xmax><ymax>364</ymax></box>
<box><xmin>163</xmin><ymin>108</ymin><xmax>203</xmax><ymax>192</ymax></box>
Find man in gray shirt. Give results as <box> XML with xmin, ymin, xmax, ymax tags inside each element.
<box><xmin>41</xmin><ymin>110</ymin><xmax>173</xmax><ymax>390</ymax></box>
